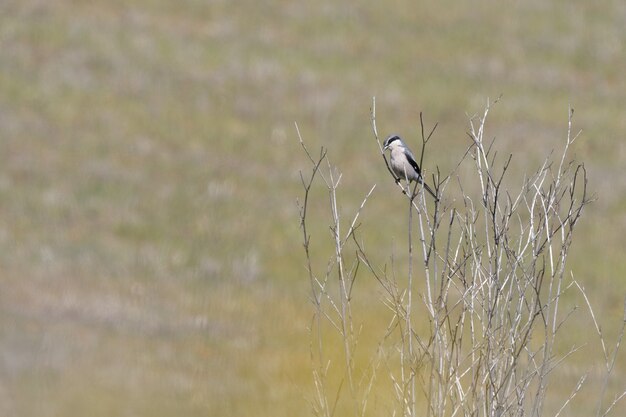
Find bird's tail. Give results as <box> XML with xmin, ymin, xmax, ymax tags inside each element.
<box><xmin>420</xmin><ymin>180</ymin><xmax>438</xmax><ymax>201</ymax></box>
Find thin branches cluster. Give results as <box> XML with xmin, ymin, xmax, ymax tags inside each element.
<box><xmin>297</xmin><ymin>100</ymin><xmax>625</xmax><ymax>417</ymax></box>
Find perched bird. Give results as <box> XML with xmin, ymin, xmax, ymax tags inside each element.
<box><xmin>383</xmin><ymin>134</ymin><xmax>438</xmax><ymax>200</ymax></box>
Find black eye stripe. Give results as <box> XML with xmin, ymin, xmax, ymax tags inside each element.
<box><xmin>384</xmin><ymin>135</ymin><xmax>401</xmax><ymax>146</ymax></box>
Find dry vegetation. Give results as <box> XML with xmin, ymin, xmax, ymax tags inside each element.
<box><xmin>299</xmin><ymin>101</ymin><xmax>624</xmax><ymax>416</ymax></box>
<box><xmin>0</xmin><ymin>0</ymin><xmax>625</xmax><ymax>416</ymax></box>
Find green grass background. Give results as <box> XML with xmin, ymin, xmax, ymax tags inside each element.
<box><xmin>1</xmin><ymin>0</ymin><xmax>625</xmax><ymax>416</ymax></box>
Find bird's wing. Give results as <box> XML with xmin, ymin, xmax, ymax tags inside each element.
<box><xmin>406</xmin><ymin>148</ymin><xmax>438</xmax><ymax>200</ymax></box>
<box><xmin>404</xmin><ymin>148</ymin><xmax>422</xmax><ymax>177</ymax></box>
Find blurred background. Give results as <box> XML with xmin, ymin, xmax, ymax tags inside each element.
<box><xmin>1</xmin><ymin>0</ymin><xmax>625</xmax><ymax>416</ymax></box>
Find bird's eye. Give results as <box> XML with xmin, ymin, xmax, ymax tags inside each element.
<box><xmin>385</xmin><ymin>135</ymin><xmax>400</xmax><ymax>146</ymax></box>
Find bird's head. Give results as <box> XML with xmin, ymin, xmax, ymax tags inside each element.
<box><xmin>383</xmin><ymin>134</ymin><xmax>403</xmax><ymax>151</ymax></box>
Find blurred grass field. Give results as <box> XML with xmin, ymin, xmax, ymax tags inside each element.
<box><xmin>1</xmin><ymin>0</ymin><xmax>625</xmax><ymax>415</ymax></box>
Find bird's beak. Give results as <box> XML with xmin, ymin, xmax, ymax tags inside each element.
<box><xmin>383</xmin><ymin>144</ymin><xmax>389</xmax><ymax>151</ymax></box>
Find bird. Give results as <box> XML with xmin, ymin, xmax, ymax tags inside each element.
<box><xmin>383</xmin><ymin>134</ymin><xmax>438</xmax><ymax>200</ymax></box>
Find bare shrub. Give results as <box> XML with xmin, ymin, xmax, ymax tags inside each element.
<box><xmin>297</xmin><ymin>99</ymin><xmax>625</xmax><ymax>417</ymax></box>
